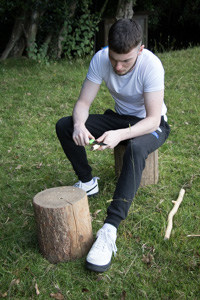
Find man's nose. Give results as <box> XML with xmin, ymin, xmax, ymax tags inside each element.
<box><xmin>115</xmin><ymin>61</ymin><xmax>122</xmax><ymax>70</ymax></box>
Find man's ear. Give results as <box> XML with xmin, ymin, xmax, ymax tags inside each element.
<box><xmin>138</xmin><ymin>45</ymin><xmax>144</xmax><ymax>56</ymax></box>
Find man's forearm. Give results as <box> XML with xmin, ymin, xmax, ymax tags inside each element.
<box><xmin>72</xmin><ymin>101</ymin><xmax>89</xmax><ymax>128</ymax></box>
<box><xmin>72</xmin><ymin>78</ymin><xmax>100</xmax><ymax>129</ymax></box>
<box><xmin>118</xmin><ymin>116</ymin><xmax>161</xmax><ymax>142</ymax></box>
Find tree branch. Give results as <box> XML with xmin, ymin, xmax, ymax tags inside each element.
<box><xmin>164</xmin><ymin>188</ymin><xmax>185</xmax><ymax>240</ymax></box>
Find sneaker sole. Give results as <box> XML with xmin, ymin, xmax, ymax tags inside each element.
<box><xmin>86</xmin><ymin>261</ymin><xmax>111</xmax><ymax>273</ymax></box>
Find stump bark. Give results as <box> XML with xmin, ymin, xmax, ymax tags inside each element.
<box><xmin>33</xmin><ymin>186</ymin><xmax>93</xmax><ymax>263</ymax></box>
<box><xmin>114</xmin><ymin>145</ymin><xmax>158</xmax><ymax>186</ymax></box>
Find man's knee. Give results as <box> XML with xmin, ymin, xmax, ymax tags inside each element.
<box><xmin>56</xmin><ymin>118</ymin><xmax>64</xmax><ymax>137</ymax></box>
<box><xmin>56</xmin><ymin>116</ymin><xmax>73</xmax><ymax>137</ymax></box>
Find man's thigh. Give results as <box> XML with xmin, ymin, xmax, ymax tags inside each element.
<box><xmin>85</xmin><ymin>110</ymin><xmax>142</xmax><ymax>138</ymax></box>
<box><xmin>131</xmin><ymin>126</ymin><xmax>169</xmax><ymax>155</ymax></box>
<box><xmin>85</xmin><ymin>113</ymin><xmax>122</xmax><ymax>138</ymax></box>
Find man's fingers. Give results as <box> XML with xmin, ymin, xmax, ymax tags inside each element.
<box><xmin>73</xmin><ymin>134</ymin><xmax>92</xmax><ymax>146</ymax></box>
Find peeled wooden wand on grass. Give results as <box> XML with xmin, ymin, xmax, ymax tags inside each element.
<box><xmin>164</xmin><ymin>188</ymin><xmax>185</xmax><ymax>240</ymax></box>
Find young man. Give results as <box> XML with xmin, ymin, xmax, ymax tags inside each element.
<box><xmin>56</xmin><ymin>19</ymin><xmax>170</xmax><ymax>272</ymax></box>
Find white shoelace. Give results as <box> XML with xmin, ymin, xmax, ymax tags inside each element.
<box><xmin>95</xmin><ymin>228</ymin><xmax>117</xmax><ymax>256</ymax></box>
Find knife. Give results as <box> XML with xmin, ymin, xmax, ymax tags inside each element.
<box><xmin>89</xmin><ymin>139</ymin><xmax>107</xmax><ymax>150</ymax></box>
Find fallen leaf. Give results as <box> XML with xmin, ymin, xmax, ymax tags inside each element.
<box><xmin>142</xmin><ymin>254</ymin><xmax>154</xmax><ymax>265</ymax></box>
<box><xmin>121</xmin><ymin>290</ymin><xmax>126</xmax><ymax>300</ymax></box>
<box><xmin>126</xmin><ymin>231</ymin><xmax>133</xmax><ymax>238</ymax></box>
<box><xmin>5</xmin><ymin>217</ymin><xmax>10</xmax><ymax>224</ymax></box>
<box><xmin>96</xmin><ymin>275</ymin><xmax>103</xmax><ymax>281</ymax></box>
<box><xmin>50</xmin><ymin>293</ymin><xmax>64</xmax><ymax>300</ymax></box>
<box><xmin>0</xmin><ymin>292</ymin><xmax>8</xmax><ymax>298</ymax></box>
<box><xmin>36</xmin><ymin>162</ymin><xmax>43</xmax><ymax>169</ymax></box>
<box><xmin>93</xmin><ymin>209</ymin><xmax>101</xmax><ymax>218</ymax></box>
<box><xmin>134</xmin><ymin>236</ymin><xmax>141</xmax><ymax>243</ymax></box>
<box><xmin>35</xmin><ymin>283</ymin><xmax>40</xmax><ymax>295</ymax></box>
<box><xmin>11</xmin><ymin>278</ymin><xmax>20</xmax><ymax>286</ymax></box>
<box><xmin>142</xmin><ymin>244</ymin><xmax>155</xmax><ymax>253</ymax></box>
<box><xmin>15</xmin><ymin>165</ymin><xmax>22</xmax><ymax>170</ymax></box>
<box><xmin>82</xmin><ymin>288</ymin><xmax>89</xmax><ymax>293</ymax></box>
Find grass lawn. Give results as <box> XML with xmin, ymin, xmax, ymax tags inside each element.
<box><xmin>0</xmin><ymin>47</ymin><xmax>199</xmax><ymax>299</ymax></box>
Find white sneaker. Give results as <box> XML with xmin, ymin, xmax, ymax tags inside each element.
<box><xmin>86</xmin><ymin>227</ymin><xmax>117</xmax><ymax>272</ymax></box>
<box><xmin>73</xmin><ymin>177</ymin><xmax>99</xmax><ymax>197</ymax></box>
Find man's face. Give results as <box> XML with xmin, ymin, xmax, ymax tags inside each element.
<box><xmin>109</xmin><ymin>45</ymin><xmax>144</xmax><ymax>76</ymax></box>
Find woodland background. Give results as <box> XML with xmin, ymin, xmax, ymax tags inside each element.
<box><xmin>0</xmin><ymin>0</ymin><xmax>200</xmax><ymax>62</ymax></box>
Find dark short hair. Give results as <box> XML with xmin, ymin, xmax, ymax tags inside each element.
<box><xmin>108</xmin><ymin>19</ymin><xmax>143</xmax><ymax>54</ymax></box>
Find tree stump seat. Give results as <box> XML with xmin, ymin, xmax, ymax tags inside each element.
<box><xmin>114</xmin><ymin>144</ymin><xmax>158</xmax><ymax>187</ymax></box>
<box><xmin>33</xmin><ymin>186</ymin><xmax>93</xmax><ymax>264</ymax></box>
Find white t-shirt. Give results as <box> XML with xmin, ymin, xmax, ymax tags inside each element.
<box><xmin>87</xmin><ymin>47</ymin><xmax>167</xmax><ymax>120</ymax></box>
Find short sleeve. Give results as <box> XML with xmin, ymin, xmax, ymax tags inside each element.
<box><xmin>86</xmin><ymin>50</ymin><xmax>103</xmax><ymax>84</ymax></box>
<box><xmin>143</xmin><ymin>56</ymin><xmax>165</xmax><ymax>92</ymax></box>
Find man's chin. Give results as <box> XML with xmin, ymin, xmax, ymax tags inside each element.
<box><xmin>114</xmin><ymin>70</ymin><xmax>126</xmax><ymax>76</ymax></box>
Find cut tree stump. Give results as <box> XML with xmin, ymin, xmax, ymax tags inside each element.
<box><xmin>114</xmin><ymin>144</ymin><xmax>158</xmax><ymax>187</ymax></box>
<box><xmin>33</xmin><ymin>186</ymin><xmax>93</xmax><ymax>264</ymax></box>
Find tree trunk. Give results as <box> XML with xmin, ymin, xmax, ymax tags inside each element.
<box><xmin>0</xmin><ymin>9</ymin><xmax>43</xmax><ymax>60</ymax></box>
<box><xmin>57</xmin><ymin>25</ymin><xmax>67</xmax><ymax>59</ymax></box>
<box><xmin>114</xmin><ymin>145</ymin><xmax>159</xmax><ymax>186</ymax></box>
<box><xmin>0</xmin><ymin>16</ymin><xmax>24</xmax><ymax>60</ymax></box>
<box><xmin>57</xmin><ymin>0</ymin><xmax>77</xmax><ymax>59</ymax></box>
<box><xmin>9</xmin><ymin>37</ymin><xmax>26</xmax><ymax>58</ymax></box>
<box><xmin>33</xmin><ymin>186</ymin><xmax>93</xmax><ymax>263</ymax></box>
<box><xmin>26</xmin><ymin>10</ymin><xmax>43</xmax><ymax>58</ymax></box>
<box><xmin>39</xmin><ymin>32</ymin><xmax>52</xmax><ymax>58</ymax></box>
<box><xmin>116</xmin><ymin>0</ymin><xmax>135</xmax><ymax>20</ymax></box>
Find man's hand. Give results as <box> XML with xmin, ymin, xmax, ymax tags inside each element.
<box><xmin>72</xmin><ymin>79</ymin><xmax>100</xmax><ymax>147</ymax></box>
<box><xmin>73</xmin><ymin>124</ymin><xmax>95</xmax><ymax>146</ymax></box>
<box><xmin>96</xmin><ymin>130</ymin><xmax>122</xmax><ymax>150</ymax></box>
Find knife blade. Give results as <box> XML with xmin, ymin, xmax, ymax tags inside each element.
<box><xmin>89</xmin><ymin>139</ymin><xmax>107</xmax><ymax>150</ymax></box>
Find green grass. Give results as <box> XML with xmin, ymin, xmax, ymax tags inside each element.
<box><xmin>0</xmin><ymin>48</ymin><xmax>200</xmax><ymax>299</ymax></box>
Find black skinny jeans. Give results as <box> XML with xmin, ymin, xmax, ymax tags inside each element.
<box><xmin>56</xmin><ymin>109</ymin><xmax>170</xmax><ymax>229</ymax></box>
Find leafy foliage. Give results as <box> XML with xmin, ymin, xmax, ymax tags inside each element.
<box><xmin>0</xmin><ymin>0</ymin><xmax>102</xmax><ymax>61</ymax></box>
<box><xmin>61</xmin><ymin>2</ymin><xmax>100</xmax><ymax>59</ymax></box>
